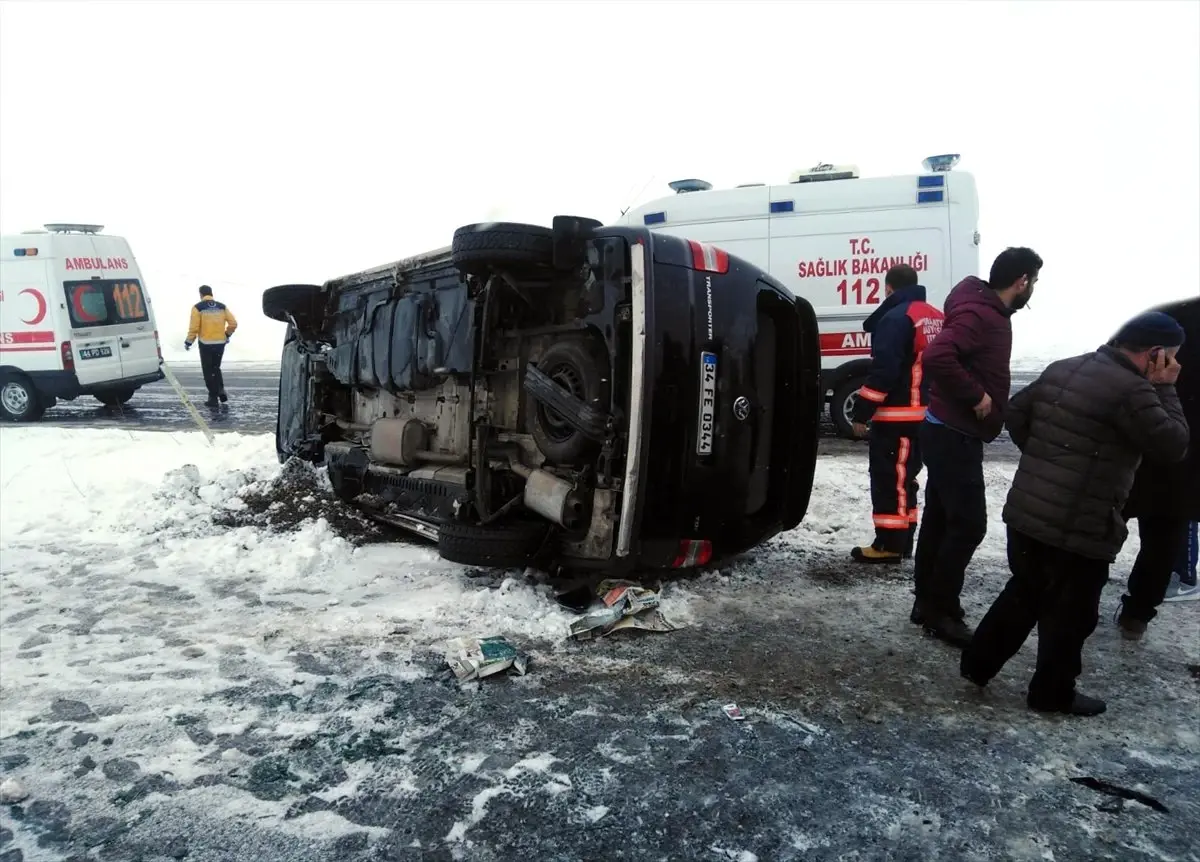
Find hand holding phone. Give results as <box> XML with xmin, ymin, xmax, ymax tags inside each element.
<box><xmin>1146</xmin><ymin>349</ymin><xmax>1182</xmax><ymax>385</ymax></box>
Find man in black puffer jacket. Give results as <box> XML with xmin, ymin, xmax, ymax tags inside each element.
<box><xmin>1116</xmin><ymin>297</ymin><xmax>1200</xmax><ymax>637</ymax></box>
<box><xmin>961</xmin><ymin>311</ymin><xmax>1189</xmax><ymax>717</ymax></box>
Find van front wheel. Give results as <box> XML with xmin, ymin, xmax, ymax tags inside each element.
<box><xmin>0</xmin><ymin>373</ymin><xmax>45</xmax><ymax>422</ymax></box>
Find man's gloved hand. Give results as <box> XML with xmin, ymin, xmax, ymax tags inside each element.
<box><xmin>184</xmin><ymin>341</ymin><xmax>193</xmax><ymax>351</ymax></box>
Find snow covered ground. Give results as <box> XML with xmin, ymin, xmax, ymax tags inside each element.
<box><xmin>1</xmin><ymin>428</ymin><xmax>1197</xmax><ymax>861</ymax></box>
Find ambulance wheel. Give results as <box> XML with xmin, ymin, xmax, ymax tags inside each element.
<box><xmin>0</xmin><ymin>373</ymin><xmax>45</xmax><ymax>422</ymax></box>
<box><xmin>831</xmin><ymin>378</ymin><xmax>864</xmax><ymax>440</ymax></box>
<box><xmin>95</xmin><ymin>388</ymin><xmax>135</xmax><ymax>407</ymax></box>
<box><xmin>451</xmin><ymin>223</ymin><xmax>554</xmax><ymax>276</ymax></box>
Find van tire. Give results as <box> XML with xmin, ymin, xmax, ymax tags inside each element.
<box><xmin>831</xmin><ymin>377</ymin><xmax>865</xmax><ymax>440</ymax></box>
<box><xmin>95</xmin><ymin>388</ymin><xmax>136</xmax><ymax>407</ymax></box>
<box><xmin>437</xmin><ymin>518</ymin><xmax>549</xmax><ymax>569</ymax></box>
<box><xmin>263</xmin><ymin>284</ymin><xmax>324</xmax><ymax>330</ymax></box>
<box><xmin>527</xmin><ymin>337</ymin><xmax>610</xmax><ymax>464</ymax></box>
<box><xmin>0</xmin><ymin>373</ymin><xmax>45</xmax><ymax>422</ymax></box>
<box><xmin>451</xmin><ymin>223</ymin><xmax>554</xmax><ymax>275</ymax></box>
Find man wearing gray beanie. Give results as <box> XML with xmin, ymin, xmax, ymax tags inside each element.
<box><xmin>960</xmin><ymin>308</ymin><xmax>1188</xmax><ymax>717</ymax></box>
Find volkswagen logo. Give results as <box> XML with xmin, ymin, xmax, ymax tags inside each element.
<box><xmin>732</xmin><ymin>396</ymin><xmax>752</xmax><ymax>421</ymax></box>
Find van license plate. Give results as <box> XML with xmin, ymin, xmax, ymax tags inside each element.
<box><xmin>80</xmin><ymin>347</ymin><xmax>112</xmax><ymax>360</ymax></box>
<box><xmin>696</xmin><ymin>351</ymin><xmax>717</xmax><ymax>455</ymax></box>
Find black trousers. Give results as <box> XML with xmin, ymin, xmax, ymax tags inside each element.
<box><xmin>198</xmin><ymin>343</ymin><xmax>226</xmax><ymax>400</ymax></box>
<box><xmin>868</xmin><ymin>421</ymin><xmax>923</xmax><ymax>552</ymax></box>
<box><xmin>963</xmin><ymin>527</ymin><xmax>1109</xmax><ymax>708</ymax></box>
<box><xmin>913</xmin><ymin>421</ymin><xmax>988</xmax><ymax>619</ymax></box>
<box><xmin>1121</xmin><ymin>514</ymin><xmax>1191</xmax><ymax>623</ymax></box>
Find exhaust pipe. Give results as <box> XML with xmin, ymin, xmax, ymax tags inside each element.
<box><xmin>508</xmin><ymin>460</ymin><xmax>588</xmax><ymax>531</ymax></box>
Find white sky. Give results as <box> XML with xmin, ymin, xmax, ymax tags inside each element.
<box><xmin>2</xmin><ymin>0</ymin><xmax>1197</xmax><ymax>362</ymax></box>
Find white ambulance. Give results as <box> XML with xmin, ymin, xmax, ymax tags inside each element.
<box><xmin>0</xmin><ymin>224</ymin><xmax>164</xmax><ymax>421</ymax></box>
<box><xmin>619</xmin><ymin>155</ymin><xmax>980</xmax><ymax>437</ymax></box>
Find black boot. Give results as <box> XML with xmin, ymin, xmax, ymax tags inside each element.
<box><xmin>205</xmin><ymin>395</ymin><xmax>219</xmax><ymax>408</ymax></box>
<box><xmin>902</xmin><ymin>524</ymin><xmax>917</xmax><ymax>559</ymax></box>
<box><xmin>1029</xmin><ymin>692</ymin><xmax>1107</xmax><ymax>717</ymax></box>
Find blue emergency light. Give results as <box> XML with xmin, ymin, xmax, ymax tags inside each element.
<box><xmin>922</xmin><ymin>154</ymin><xmax>961</xmax><ymax>172</ymax></box>
<box><xmin>13</xmin><ymin>248</ymin><xmax>38</xmax><ymax>256</ymax></box>
<box><xmin>668</xmin><ymin>179</ymin><xmax>713</xmax><ymax>194</ymax></box>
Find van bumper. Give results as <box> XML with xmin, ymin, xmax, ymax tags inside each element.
<box><xmin>26</xmin><ymin>369</ymin><xmax>165</xmax><ymax>402</ymax></box>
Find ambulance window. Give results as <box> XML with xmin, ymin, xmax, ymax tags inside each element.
<box><xmin>64</xmin><ymin>279</ymin><xmax>150</xmax><ymax>327</ymax></box>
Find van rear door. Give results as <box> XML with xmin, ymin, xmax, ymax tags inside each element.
<box><xmin>91</xmin><ymin>235</ymin><xmax>159</xmax><ymax>379</ymax></box>
<box><xmin>57</xmin><ymin>234</ymin><xmax>158</xmax><ymax>385</ymax></box>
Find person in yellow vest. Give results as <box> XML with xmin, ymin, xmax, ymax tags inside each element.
<box><xmin>185</xmin><ymin>285</ymin><xmax>237</xmax><ymax>407</ymax></box>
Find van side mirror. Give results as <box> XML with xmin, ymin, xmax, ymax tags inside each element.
<box><xmin>552</xmin><ymin>215</ymin><xmax>602</xmax><ymax>270</ymax></box>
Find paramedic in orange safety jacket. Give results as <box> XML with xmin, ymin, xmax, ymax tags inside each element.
<box><xmin>850</xmin><ymin>264</ymin><xmax>945</xmax><ymax>564</ymax></box>
<box><xmin>185</xmin><ymin>285</ymin><xmax>238</xmax><ymax>408</ymax></box>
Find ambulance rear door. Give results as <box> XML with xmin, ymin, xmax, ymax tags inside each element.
<box><xmin>54</xmin><ymin>232</ymin><xmax>154</xmax><ymax>386</ymax></box>
<box><xmin>767</xmin><ymin>174</ymin><xmax>954</xmax><ymax>366</ymax></box>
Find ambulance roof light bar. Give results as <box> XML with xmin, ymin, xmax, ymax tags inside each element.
<box><xmin>668</xmin><ymin>179</ymin><xmax>713</xmax><ymax>194</ymax></box>
<box><xmin>788</xmin><ymin>163</ymin><xmax>860</xmax><ymax>184</ymax></box>
<box><xmin>44</xmin><ymin>223</ymin><xmax>104</xmax><ymax>234</ymax></box>
<box><xmin>922</xmin><ymin>154</ymin><xmax>961</xmax><ymax>172</ymax></box>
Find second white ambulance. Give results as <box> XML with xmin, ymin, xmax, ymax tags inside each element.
<box><xmin>619</xmin><ymin>155</ymin><xmax>980</xmax><ymax>437</ymax></box>
<box><xmin>0</xmin><ymin>224</ymin><xmax>164</xmax><ymax>421</ymax></box>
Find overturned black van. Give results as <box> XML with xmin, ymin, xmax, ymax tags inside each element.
<box><xmin>266</xmin><ymin>217</ymin><xmax>822</xmax><ymax>575</ymax></box>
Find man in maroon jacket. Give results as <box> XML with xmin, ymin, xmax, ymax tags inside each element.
<box><xmin>910</xmin><ymin>247</ymin><xmax>1043</xmax><ymax>647</ymax></box>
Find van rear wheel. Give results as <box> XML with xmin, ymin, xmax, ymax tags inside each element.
<box><xmin>0</xmin><ymin>373</ymin><xmax>45</xmax><ymax>422</ymax></box>
<box><xmin>95</xmin><ymin>388</ymin><xmax>135</xmax><ymax>407</ymax></box>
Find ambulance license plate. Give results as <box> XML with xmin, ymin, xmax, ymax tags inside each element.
<box><xmin>80</xmin><ymin>347</ymin><xmax>112</xmax><ymax>360</ymax></box>
<box><xmin>696</xmin><ymin>351</ymin><xmax>717</xmax><ymax>455</ymax></box>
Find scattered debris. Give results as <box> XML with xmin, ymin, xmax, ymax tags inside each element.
<box><xmin>1069</xmin><ymin>776</ymin><xmax>1170</xmax><ymax>814</ymax></box>
<box><xmin>0</xmin><ymin>777</ymin><xmax>29</xmax><ymax>804</ymax></box>
<box><xmin>568</xmin><ymin>579</ymin><xmax>680</xmax><ymax>640</ymax></box>
<box><xmin>722</xmin><ymin>703</ymin><xmax>746</xmax><ymax>721</ymax></box>
<box><xmin>444</xmin><ymin>636</ymin><xmax>529</xmax><ymax>681</ymax></box>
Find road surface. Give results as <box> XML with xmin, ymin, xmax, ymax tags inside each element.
<box><xmin>28</xmin><ymin>361</ymin><xmax>1037</xmax><ymax>460</ymax></box>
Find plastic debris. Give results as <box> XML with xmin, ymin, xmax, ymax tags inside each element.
<box><xmin>444</xmin><ymin>636</ymin><xmax>529</xmax><ymax>681</ymax></box>
<box><xmin>568</xmin><ymin>579</ymin><xmax>679</xmax><ymax>640</ymax></box>
<box><xmin>723</xmin><ymin>703</ymin><xmax>746</xmax><ymax>721</ymax></box>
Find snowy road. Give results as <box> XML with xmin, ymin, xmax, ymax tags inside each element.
<box><xmin>1</xmin><ymin>428</ymin><xmax>1196</xmax><ymax>861</ymax></box>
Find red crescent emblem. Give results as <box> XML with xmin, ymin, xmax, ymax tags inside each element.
<box><xmin>20</xmin><ymin>288</ymin><xmax>47</xmax><ymax>326</ymax></box>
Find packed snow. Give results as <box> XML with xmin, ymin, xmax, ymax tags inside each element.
<box><xmin>1</xmin><ymin>427</ymin><xmax>1196</xmax><ymax>861</ymax></box>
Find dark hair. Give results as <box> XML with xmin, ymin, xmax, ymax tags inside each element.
<box><xmin>988</xmin><ymin>248</ymin><xmax>1043</xmax><ymax>291</ymax></box>
<box><xmin>199</xmin><ymin>285</ymin><xmax>213</xmax><ymax>297</ymax></box>
<box><xmin>884</xmin><ymin>264</ymin><xmax>918</xmax><ymax>291</ymax></box>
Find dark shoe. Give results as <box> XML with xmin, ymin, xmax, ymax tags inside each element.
<box><xmin>923</xmin><ymin>615</ymin><xmax>974</xmax><ymax>649</ymax></box>
<box><xmin>205</xmin><ymin>397</ymin><xmax>219</xmax><ymax>408</ymax></box>
<box><xmin>851</xmin><ymin>544</ymin><xmax>902</xmax><ymax>564</ymax></box>
<box><xmin>960</xmin><ymin>652</ymin><xmax>988</xmax><ymax>687</ymax></box>
<box><xmin>218</xmin><ymin>391</ymin><xmax>228</xmax><ymax>403</ymax></box>
<box><xmin>1114</xmin><ymin>597</ymin><xmax>1147</xmax><ymax>641</ymax></box>
<box><xmin>1029</xmin><ymin>692</ymin><xmax>1107</xmax><ymax>717</ymax></box>
<box><xmin>1118</xmin><ymin>617</ymin><xmax>1146</xmax><ymax>641</ymax></box>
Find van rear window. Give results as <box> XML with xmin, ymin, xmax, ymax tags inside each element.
<box><xmin>64</xmin><ymin>280</ymin><xmax>149</xmax><ymax>327</ymax></box>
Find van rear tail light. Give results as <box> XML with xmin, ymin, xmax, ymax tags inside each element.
<box><xmin>688</xmin><ymin>240</ymin><xmax>730</xmax><ymax>275</ymax></box>
<box><xmin>671</xmin><ymin>539</ymin><xmax>713</xmax><ymax>568</ymax></box>
<box><xmin>153</xmin><ymin>329</ymin><xmax>163</xmax><ymax>361</ymax></box>
<box><xmin>61</xmin><ymin>341</ymin><xmax>74</xmax><ymax>372</ymax></box>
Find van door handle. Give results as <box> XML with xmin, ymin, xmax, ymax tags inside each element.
<box><xmin>120</xmin><ymin>339</ymin><xmax>131</xmax><ymax>348</ymax></box>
